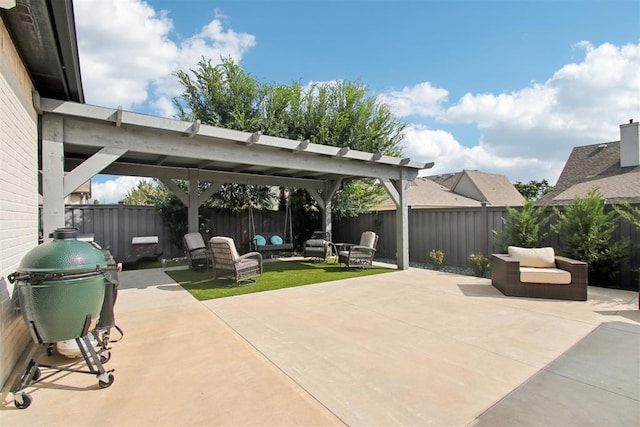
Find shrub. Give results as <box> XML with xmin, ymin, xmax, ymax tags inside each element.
<box><xmin>429</xmin><ymin>249</ymin><xmax>445</xmax><ymax>270</ymax></box>
<box><xmin>493</xmin><ymin>199</ymin><xmax>551</xmax><ymax>252</ymax></box>
<box><xmin>551</xmin><ymin>188</ymin><xmax>630</xmax><ymax>286</ymax></box>
<box><xmin>468</xmin><ymin>253</ymin><xmax>490</xmax><ymax>277</ymax></box>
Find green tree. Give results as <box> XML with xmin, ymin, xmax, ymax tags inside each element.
<box><xmin>493</xmin><ymin>200</ymin><xmax>552</xmax><ymax>251</ymax></box>
<box><xmin>210</xmin><ymin>183</ymin><xmax>277</xmax><ymax>212</ymax></box>
<box><xmin>122</xmin><ymin>179</ymin><xmax>165</xmax><ymax>205</ymax></box>
<box><xmin>551</xmin><ymin>188</ymin><xmax>630</xmax><ymax>286</ymax></box>
<box><xmin>514</xmin><ymin>179</ymin><xmax>554</xmax><ymax>201</ymax></box>
<box><xmin>614</xmin><ymin>201</ymin><xmax>640</xmax><ymax>231</ymax></box>
<box><xmin>172</xmin><ymin>57</ymin><xmax>405</xmax><ymax>219</ymax></box>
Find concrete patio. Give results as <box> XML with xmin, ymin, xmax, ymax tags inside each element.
<box><xmin>1</xmin><ymin>264</ymin><xmax>639</xmax><ymax>426</ymax></box>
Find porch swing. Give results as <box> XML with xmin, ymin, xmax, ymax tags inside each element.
<box><xmin>248</xmin><ymin>193</ymin><xmax>294</xmax><ymax>257</ymax></box>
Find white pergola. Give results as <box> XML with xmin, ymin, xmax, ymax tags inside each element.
<box><xmin>39</xmin><ymin>98</ymin><xmax>433</xmax><ymax>269</ymax></box>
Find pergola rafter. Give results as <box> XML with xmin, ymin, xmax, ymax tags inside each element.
<box><xmin>40</xmin><ymin>98</ymin><xmax>433</xmax><ymax>269</ymax></box>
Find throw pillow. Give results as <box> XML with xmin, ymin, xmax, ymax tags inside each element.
<box><xmin>253</xmin><ymin>234</ymin><xmax>266</xmax><ymax>246</ymax></box>
<box><xmin>507</xmin><ymin>246</ymin><xmax>555</xmax><ymax>268</ymax></box>
<box><xmin>270</xmin><ymin>234</ymin><xmax>284</xmax><ymax>245</ymax></box>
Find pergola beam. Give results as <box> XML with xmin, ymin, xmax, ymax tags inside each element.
<box><xmin>64</xmin><ymin>159</ymin><xmax>325</xmax><ymax>190</ymax></box>
<box><xmin>63</xmin><ymin>147</ymin><xmax>126</xmax><ymax>197</ymax></box>
<box><xmin>56</xmin><ymin>118</ymin><xmax>416</xmax><ymax>180</ymax></box>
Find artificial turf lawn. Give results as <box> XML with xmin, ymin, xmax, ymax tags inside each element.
<box><xmin>165</xmin><ymin>259</ymin><xmax>394</xmax><ymax>300</ymax></box>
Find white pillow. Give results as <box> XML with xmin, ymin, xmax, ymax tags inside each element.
<box><xmin>507</xmin><ymin>246</ymin><xmax>556</xmax><ymax>268</ymax></box>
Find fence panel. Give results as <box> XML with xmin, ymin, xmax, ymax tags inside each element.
<box><xmin>62</xmin><ymin>204</ymin><xmax>177</xmax><ymax>260</ymax></box>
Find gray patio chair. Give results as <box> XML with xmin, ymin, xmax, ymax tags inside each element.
<box><xmin>338</xmin><ymin>231</ymin><xmax>378</xmax><ymax>268</ymax></box>
<box><xmin>208</xmin><ymin>236</ymin><xmax>263</xmax><ymax>284</ymax></box>
<box><xmin>304</xmin><ymin>231</ymin><xmax>332</xmax><ymax>262</ymax></box>
<box><xmin>183</xmin><ymin>232</ymin><xmax>211</xmax><ymax>270</ymax></box>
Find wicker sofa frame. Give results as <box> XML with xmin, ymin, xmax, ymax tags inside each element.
<box><xmin>491</xmin><ymin>254</ymin><xmax>588</xmax><ymax>301</ymax></box>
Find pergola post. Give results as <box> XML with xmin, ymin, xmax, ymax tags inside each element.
<box><xmin>322</xmin><ymin>179</ymin><xmax>341</xmax><ymax>240</ymax></box>
<box><xmin>395</xmin><ymin>169</ymin><xmax>410</xmax><ymax>270</ymax></box>
<box><xmin>380</xmin><ymin>171</ymin><xmax>410</xmax><ymax>270</ymax></box>
<box><xmin>160</xmin><ymin>170</ymin><xmax>221</xmax><ymax>234</ymax></box>
<box><xmin>188</xmin><ymin>170</ymin><xmax>199</xmax><ymax>233</ymax></box>
<box><xmin>41</xmin><ymin>115</ymin><xmax>65</xmax><ymax>240</ymax></box>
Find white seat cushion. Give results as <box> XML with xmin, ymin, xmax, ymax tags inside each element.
<box><xmin>520</xmin><ymin>267</ymin><xmax>571</xmax><ymax>285</ymax></box>
<box><xmin>306</xmin><ymin>239</ymin><xmax>326</xmax><ymax>246</ymax></box>
<box><xmin>132</xmin><ymin>236</ymin><xmax>159</xmax><ymax>245</ymax></box>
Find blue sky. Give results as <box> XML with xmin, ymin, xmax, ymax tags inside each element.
<box><xmin>72</xmin><ymin>0</ymin><xmax>640</xmax><ymax>203</ymax></box>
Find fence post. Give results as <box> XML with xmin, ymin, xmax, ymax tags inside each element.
<box><xmin>117</xmin><ymin>201</ymin><xmax>125</xmax><ymax>258</ymax></box>
<box><xmin>481</xmin><ymin>202</ymin><xmax>489</xmax><ymax>256</ymax></box>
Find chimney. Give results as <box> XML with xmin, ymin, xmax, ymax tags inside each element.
<box><xmin>620</xmin><ymin>119</ymin><xmax>639</xmax><ymax>167</ymax></box>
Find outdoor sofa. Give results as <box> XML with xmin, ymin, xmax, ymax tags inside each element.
<box><xmin>491</xmin><ymin>246</ymin><xmax>587</xmax><ymax>301</ymax></box>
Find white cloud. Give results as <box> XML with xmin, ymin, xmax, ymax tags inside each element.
<box><xmin>377</xmin><ymin>82</ymin><xmax>448</xmax><ymax>117</ymax></box>
<box><xmin>74</xmin><ymin>0</ymin><xmax>256</xmax><ymax>116</ymax></box>
<box><xmin>91</xmin><ymin>176</ymin><xmax>151</xmax><ymax>204</ymax></box>
<box><xmin>390</xmin><ymin>42</ymin><xmax>640</xmax><ymax>183</ymax></box>
<box><xmin>403</xmin><ymin>125</ymin><xmax>560</xmax><ymax>183</ymax></box>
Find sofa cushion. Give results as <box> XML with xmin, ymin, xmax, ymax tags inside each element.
<box><xmin>520</xmin><ymin>267</ymin><xmax>571</xmax><ymax>285</ymax></box>
<box><xmin>306</xmin><ymin>239</ymin><xmax>326</xmax><ymax>246</ymax></box>
<box><xmin>508</xmin><ymin>246</ymin><xmax>556</xmax><ymax>268</ymax></box>
<box><xmin>359</xmin><ymin>231</ymin><xmax>377</xmax><ymax>248</ymax></box>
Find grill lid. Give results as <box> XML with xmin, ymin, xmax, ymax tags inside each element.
<box><xmin>10</xmin><ymin>228</ymin><xmax>107</xmax><ymax>281</ymax></box>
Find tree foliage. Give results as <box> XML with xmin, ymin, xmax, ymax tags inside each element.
<box><xmin>551</xmin><ymin>188</ymin><xmax>630</xmax><ymax>284</ymax></box>
<box><xmin>493</xmin><ymin>200</ymin><xmax>551</xmax><ymax>251</ymax></box>
<box><xmin>172</xmin><ymin>57</ymin><xmax>406</xmax><ymax>220</ymax></box>
<box><xmin>614</xmin><ymin>201</ymin><xmax>640</xmax><ymax>231</ymax></box>
<box><xmin>122</xmin><ymin>180</ymin><xmax>166</xmax><ymax>205</ymax></box>
<box><xmin>514</xmin><ymin>179</ymin><xmax>554</xmax><ymax>201</ymax></box>
<box><xmin>210</xmin><ymin>183</ymin><xmax>277</xmax><ymax>213</ymax></box>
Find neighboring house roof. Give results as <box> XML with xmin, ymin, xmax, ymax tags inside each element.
<box><xmin>376</xmin><ymin>177</ymin><xmax>482</xmax><ymax>210</ymax></box>
<box><xmin>0</xmin><ymin>0</ymin><xmax>83</xmax><ymax>102</ymax></box>
<box><xmin>448</xmin><ymin>170</ymin><xmax>525</xmax><ymax>206</ymax></box>
<box><xmin>428</xmin><ymin>172</ymin><xmax>460</xmax><ymax>189</ymax></box>
<box><xmin>376</xmin><ymin>170</ymin><xmax>524</xmax><ymax>210</ymax></box>
<box><xmin>537</xmin><ymin>131</ymin><xmax>640</xmax><ymax>205</ymax></box>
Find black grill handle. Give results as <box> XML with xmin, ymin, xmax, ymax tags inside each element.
<box><xmin>8</xmin><ymin>265</ymin><xmax>107</xmax><ymax>283</ymax></box>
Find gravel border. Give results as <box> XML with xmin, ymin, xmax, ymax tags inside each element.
<box><xmin>376</xmin><ymin>258</ymin><xmax>491</xmax><ymax>278</ymax></box>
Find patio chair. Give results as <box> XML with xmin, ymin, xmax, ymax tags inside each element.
<box><xmin>208</xmin><ymin>236</ymin><xmax>263</xmax><ymax>284</ymax></box>
<box><xmin>183</xmin><ymin>232</ymin><xmax>211</xmax><ymax>271</ymax></box>
<box><xmin>491</xmin><ymin>246</ymin><xmax>588</xmax><ymax>301</ymax></box>
<box><xmin>304</xmin><ymin>231</ymin><xmax>332</xmax><ymax>262</ymax></box>
<box><xmin>337</xmin><ymin>231</ymin><xmax>378</xmax><ymax>268</ymax></box>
